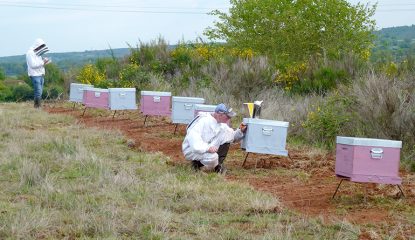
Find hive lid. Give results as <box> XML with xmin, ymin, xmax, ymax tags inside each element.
<box><xmin>336</xmin><ymin>136</ymin><xmax>402</xmax><ymax>148</ymax></box>
<box><xmin>172</xmin><ymin>96</ymin><xmax>205</xmax><ymax>103</ymax></box>
<box><xmin>109</xmin><ymin>88</ymin><xmax>136</xmax><ymax>92</ymax></box>
<box><xmin>243</xmin><ymin>118</ymin><xmax>289</xmax><ymax>127</ymax></box>
<box><xmin>141</xmin><ymin>91</ymin><xmax>171</xmax><ymax>96</ymax></box>
<box><xmin>194</xmin><ymin>104</ymin><xmax>217</xmax><ymax>111</ymax></box>
<box><xmin>71</xmin><ymin>83</ymin><xmax>93</xmax><ymax>87</ymax></box>
<box><xmin>87</xmin><ymin>88</ymin><xmax>109</xmax><ymax>93</ymax></box>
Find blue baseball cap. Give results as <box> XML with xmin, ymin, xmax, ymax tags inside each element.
<box><xmin>215</xmin><ymin>103</ymin><xmax>236</xmax><ymax>118</ymax></box>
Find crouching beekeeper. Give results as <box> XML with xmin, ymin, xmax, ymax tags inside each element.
<box><xmin>182</xmin><ymin>103</ymin><xmax>247</xmax><ymax>174</ymax></box>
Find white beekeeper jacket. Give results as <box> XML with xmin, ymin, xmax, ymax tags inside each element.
<box><xmin>26</xmin><ymin>39</ymin><xmax>46</xmax><ymax>77</ymax></box>
<box><xmin>182</xmin><ymin>112</ymin><xmax>245</xmax><ymax>169</ymax></box>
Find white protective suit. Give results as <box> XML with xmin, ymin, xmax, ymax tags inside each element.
<box><xmin>26</xmin><ymin>38</ymin><xmax>47</xmax><ymax>77</ymax></box>
<box><xmin>182</xmin><ymin>112</ymin><xmax>245</xmax><ymax>169</ymax></box>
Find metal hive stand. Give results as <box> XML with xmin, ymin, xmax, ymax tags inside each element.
<box><xmin>331</xmin><ymin>177</ymin><xmax>405</xmax><ymax>199</ymax></box>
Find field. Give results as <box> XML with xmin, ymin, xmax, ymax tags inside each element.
<box><xmin>0</xmin><ymin>102</ymin><xmax>414</xmax><ymax>239</ymax></box>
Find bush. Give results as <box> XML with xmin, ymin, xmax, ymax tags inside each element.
<box><xmin>45</xmin><ymin>63</ymin><xmax>64</xmax><ymax>86</ymax></box>
<box><xmin>0</xmin><ymin>67</ymin><xmax>5</xmax><ymax>81</ymax></box>
<box><xmin>302</xmin><ymin>93</ymin><xmax>354</xmax><ymax>148</ymax></box>
<box><xmin>11</xmin><ymin>84</ymin><xmax>33</xmax><ymax>102</ymax></box>
<box><xmin>119</xmin><ymin>64</ymin><xmax>150</xmax><ymax>90</ymax></box>
<box><xmin>290</xmin><ymin>67</ymin><xmax>349</xmax><ymax>95</ymax></box>
<box><xmin>0</xmin><ymin>82</ymin><xmax>12</xmax><ymax>101</ymax></box>
<box><xmin>95</xmin><ymin>57</ymin><xmax>121</xmax><ymax>80</ymax></box>
<box><xmin>43</xmin><ymin>85</ymin><xmax>64</xmax><ymax>100</ymax></box>
<box><xmin>76</xmin><ymin>64</ymin><xmax>105</xmax><ymax>86</ymax></box>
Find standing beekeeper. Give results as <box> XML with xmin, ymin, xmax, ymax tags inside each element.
<box><xmin>26</xmin><ymin>38</ymin><xmax>51</xmax><ymax>108</ymax></box>
<box><xmin>182</xmin><ymin>103</ymin><xmax>247</xmax><ymax>174</ymax></box>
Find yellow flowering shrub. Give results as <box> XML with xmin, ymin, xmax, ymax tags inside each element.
<box><xmin>275</xmin><ymin>62</ymin><xmax>308</xmax><ymax>91</ymax></box>
<box><xmin>76</xmin><ymin>64</ymin><xmax>105</xmax><ymax>85</ymax></box>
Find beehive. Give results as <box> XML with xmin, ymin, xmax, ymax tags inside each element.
<box><xmin>140</xmin><ymin>91</ymin><xmax>171</xmax><ymax>116</ymax></box>
<box><xmin>335</xmin><ymin>136</ymin><xmax>402</xmax><ymax>184</ymax></box>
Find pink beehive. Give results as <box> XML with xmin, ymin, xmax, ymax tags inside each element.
<box><xmin>140</xmin><ymin>91</ymin><xmax>171</xmax><ymax>116</ymax></box>
<box><xmin>335</xmin><ymin>136</ymin><xmax>402</xmax><ymax>184</ymax></box>
<box><xmin>83</xmin><ymin>88</ymin><xmax>110</xmax><ymax>109</ymax></box>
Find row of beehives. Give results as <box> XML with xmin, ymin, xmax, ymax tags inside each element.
<box><xmin>69</xmin><ymin>83</ymin><xmax>403</xmax><ymax>188</ymax></box>
<box><xmin>69</xmin><ymin>83</ymin><xmax>223</xmax><ymax>124</ymax></box>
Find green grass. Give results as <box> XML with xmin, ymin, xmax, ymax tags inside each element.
<box><xmin>0</xmin><ymin>102</ymin><xmax>406</xmax><ymax>239</ymax></box>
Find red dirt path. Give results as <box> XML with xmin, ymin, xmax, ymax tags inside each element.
<box><xmin>45</xmin><ymin>105</ymin><xmax>415</xmax><ymax>235</ymax></box>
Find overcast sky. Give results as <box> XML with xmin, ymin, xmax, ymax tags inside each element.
<box><xmin>1</xmin><ymin>0</ymin><xmax>414</xmax><ymax>57</ymax></box>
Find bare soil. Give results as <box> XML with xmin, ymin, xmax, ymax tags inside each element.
<box><xmin>46</xmin><ymin>105</ymin><xmax>415</xmax><ymax>235</ymax></box>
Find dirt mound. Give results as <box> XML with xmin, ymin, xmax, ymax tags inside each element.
<box><xmin>46</xmin><ymin>105</ymin><xmax>415</xmax><ymax>230</ymax></box>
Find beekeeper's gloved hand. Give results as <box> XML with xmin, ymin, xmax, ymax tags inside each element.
<box><xmin>208</xmin><ymin>146</ymin><xmax>218</xmax><ymax>153</ymax></box>
<box><xmin>239</xmin><ymin>123</ymin><xmax>247</xmax><ymax>133</ymax></box>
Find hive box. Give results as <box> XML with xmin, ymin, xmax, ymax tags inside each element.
<box><xmin>241</xmin><ymin>118</ymin><xmax>289</xmax><ymax>156</ymax></box>
<box><xmin>194</xmin><ymin>104</ymin><xmax>231</xmax><ymax>126</ymax></box>
<box><xmin>83</xmin><ymin>88</ymin><xmax>109</xmax><ymax>109</ymax></box>
<box><xmin>69</xmin><ymin>83</ymin><xmax>93</xmax><ymax>103</ymax></box>
<box><xmin>140</xmin><ymin>91</ymin><xmax>172</xmax><ymax>116</ymax></box>
<box><xmin>172</xmin><ymin>96</ymin><xmax>205</xmax><ymax>124</ymax></box>
<box><xmin>194</xmin><ymin>104</ymin><xmax>216</xmax><ymax>117</ymax></box>
<box><xmin>335</xmin><ymin>136</ymin><xmax>402</xmax><ymax>184</ymax></box>
<box><xmin>109</xmin><ymin>88</ymin><xmax>137</xmax><ymax>110</ymax></box>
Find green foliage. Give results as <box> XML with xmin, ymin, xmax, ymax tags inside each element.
<box><xmin>0</xmin><ymin>67</ymin><xmax>5</xmax><ymax>81</ymax></box>
<box><xmin>292</xmin><ymin>67</ymin><xmax>349</xmax><ymax>94</ymax></box>
<box><xmin>302</xmin><ymin>93</ymin><xmax>354</xmax><ymax>148</ymax></box>
<box><xmin>128</xmin><ymin>38</ymin><xmax>172</xmax><ymax>74</ymax></box>
<box><xmin>119</xmin><ymin>64</ymin><xmax>151</xmax><ymax>90</ymax></box>
<box><xmin>205</xmin><ymin>0</ymin><xmax>376</xmax><ymax>63</ymax></box>
<box><xmin>11</xmin><ymin>84</ymin><xmax>33</xmax><ymax>102</ymax></box>
<box><xmin>43</xmin><ymin>85</ymin><xmax>64</xmax><ymax>99</ymax></box>
<box><xmin>0</xmin><ymin>82</ymin><xmax>12</xmax><ymax>101</ymax></box>
<box><xmin>95</xmin><ymin>57</ymin><xmax>121</xmax><ymax>80</ymax></box>
<box><xmin>45</xmin><ymin>63</ymin><xmax>64</xmax><ymax>86</ymax></box>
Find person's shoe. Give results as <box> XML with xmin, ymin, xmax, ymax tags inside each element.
<box><xmin>214</xmin><ymin>164</ymin><xmax>227</xmax><ymax>175</ymax></box>
<box><xmin>191</xmin><ymin>161</ymin><xmax>203</xmax><ymax>171</ymax></box>
<box><xmin>34</xmin><ymin>99</ymin><xmax>40</xmax><ymax>108</ymax></box>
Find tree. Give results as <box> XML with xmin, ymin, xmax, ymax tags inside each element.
<box><xmin>205</xmin><ymin>0</ymin><xmax>376</xmax><ymax>63</ymax></box>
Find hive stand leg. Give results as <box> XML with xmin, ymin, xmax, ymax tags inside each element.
<box><xmin>81</xmin><ymin>107</ymin><xmax>87</xmax><ymax>117</ymax></box>
<box><xmin>397</xmin><ymin>185</ymin><xmax>405</xmax><ymax>198</ymax></box>
<box><xmin>254</xmin><ymin>157</ymin><xmax>259</xmax><ymax>171</ymax></box>
<box><xmin>242</xmin><ymin>152</ymin><xmax>250</xmax><ymax>167</ymax></box>
<box><xmin>112</xmin><ymin>110</ymin><xmax>117</xmax><ymax>119</ymax></box>
<box><xmin>287</xmin><ymin>152</ymin><xmax>294</xmax><ymax>161</ymax></box>
<box><xmin>143</xmin><ymin>115</ymin><xmax>148</xmax><ymax>126</ymax></box>
<box><xmin>332</xmin><ymin>179</ymin><xmax>345</xmax><ymax>199</ymax></box>
<box><xmin>173</xmin><ymin>124</ymin><xmax>179</xmax><ymax>134</ymax></box>
<box><xmin>72</xmin><ymin>102</ymin><xmax>76</xmax><ymax>110</ymax></box>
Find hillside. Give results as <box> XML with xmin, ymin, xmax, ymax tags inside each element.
<box><xmin>0</xmin><ymin>48</ymin><xmax>131</xmax><ymax>76</ymax></box>
<box><xmin>372</xmin><ymin>25</ymin><xmax>415</xmax><ymax>62</ymax></box>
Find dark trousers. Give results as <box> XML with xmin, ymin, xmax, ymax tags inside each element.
<box><xmin>192</xmin><ymin>143</ymin><xmax>231</xmax><ymax>169</ymax></box>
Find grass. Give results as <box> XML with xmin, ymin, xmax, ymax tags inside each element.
<box><xmin>0</xmin><ymin>102</ymin><xmax>411</xmax><ymax>239</ymax></box>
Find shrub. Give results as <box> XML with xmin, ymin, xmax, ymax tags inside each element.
<box><xmin>0</xmin><ymin>82</ymin><xmax>12</xmax><ymax>101</ymax></box>
<box><xmin>45</xmin><ymin>63</ymin><xmax>64</xmax><ymax>86</ymax></box>
<box><xmin>291</xmin><ymin>67</ymin><xmax>349</xmax><ymax>95</ymax></box>
<box><xmin>302</xmin><ymin>93</ymin><xmax>354</xmax><ymax>148</ymax></box>
<box><xmin>76</xmin><ymin>64</ymin><xmax>105</xmax><ymax>86</ymax></box>
<box><xmin>119</xmin><ymin>64</ymin><xmax>150</xmax><ymax>90</ymax></box>
<box><xmin>11</xmin><ymin>84</ymin><xmax>33</xmax><ymax>102</ymax></box>
<box><xmin>95</xmin><ymin>57</ymin><xmax>121</xmax><ymax>80</ymax></box>
<box><xmin>0</xmin><ymin>67</ymin><xmax>5</xmax><ymax>81</ymax></box>
<box><xmin>43</xmin><ymin>85</ymin><xmax>64</xmax><ymax>100</ymax></box>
